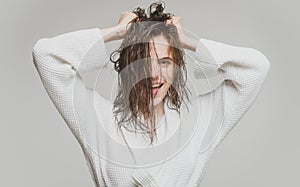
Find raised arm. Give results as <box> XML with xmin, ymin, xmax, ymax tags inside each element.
<box><xmin>32</xmin><ymin>12</ymin><xmax>138</xmax><ymax>145</ymax></box>
<box><xmin>32</xmin><ymin>28</ymin><xmax>109</xmax><ymax>145</ymax></box>
<box><xmin>194</xmin><ymin>38</ymin><xmax>271</xmax><ymax>152</ymax></box>
<box><xmin>168</xmin><ymin>16</ymin><xmax>271</xmax><ymax>152</ymax></box>
<box><xmin>32</xmin><ymin>27</ymin><xmax>117</xmax><ymax>187</ymax></box>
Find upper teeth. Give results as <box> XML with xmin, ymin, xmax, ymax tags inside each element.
<box><xmin>152</xmin><ymin>84</ymin><xmax>161</xmax><ymax>88</ymax></box>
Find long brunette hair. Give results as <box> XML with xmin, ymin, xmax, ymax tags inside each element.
<box><xmin>110</xmin><ymin>1</ymin><xmax>191</xmax><ymax>145</ymax></box>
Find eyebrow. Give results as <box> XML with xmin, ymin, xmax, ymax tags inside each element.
<box><xmin>159</xmin><ymin>57</ymin><xmax>173</xmax><ymax>61</ymax></box>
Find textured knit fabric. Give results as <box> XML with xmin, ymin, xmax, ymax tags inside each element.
<box><xmin>32</xmin><ymin>27</ymin><xmax>271</xmax><ymax>187</ymax></box>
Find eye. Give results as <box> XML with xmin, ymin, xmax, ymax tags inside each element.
<box><xmin>160</xmin><ymin>60</ymin><xmax>171</xmax><ymax>65</ymax></box>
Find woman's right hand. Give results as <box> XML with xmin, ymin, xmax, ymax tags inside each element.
<box><xmin>117</xmin><ymin>11</ymin><xmax>138</xmax><ymax>28</ymax></box>
<box><xmin>115</xmin><ymin>11</ymin><xmax>138</xmax><ymax>39</ymax></box>
<box><xmin>101</xmin><ymin>11</ymin><xmax>138</xmax><ymax>43</ymax></box>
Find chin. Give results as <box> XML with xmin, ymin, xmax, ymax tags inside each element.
<box><xmin>153</xmin><ymin>98</ymin><xmax>163</xmax><ymax>106</ymax></box>
<box><xmin>153</xmin><ymin>93</ymin><xmax>168</xmax><ymax>106</ymax></box>
<box><xmin>151</xmin><ymin>85</ymin><xmax>169</xmax><ymax>106</ymax></box>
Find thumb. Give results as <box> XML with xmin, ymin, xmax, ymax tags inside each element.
<box><xmin>165</xmin><ymin>19</ymin><xmax>172</xmax><ymax>25</ymax></box>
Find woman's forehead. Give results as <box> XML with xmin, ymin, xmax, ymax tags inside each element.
<box><xmin>149</xmin><ymin>35</ymin><xmax>172</xmax><ymax>59</ymax></box>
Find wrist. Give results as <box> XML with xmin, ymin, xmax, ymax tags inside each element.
<box><xmin>101</xmin><ymin>25</ymin><xmax>126</xmax><ymax>43</ymax></box>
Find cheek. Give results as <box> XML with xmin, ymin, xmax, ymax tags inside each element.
<box><xmin>161</xmin><ymin>66</ymin><xmax>175</xmax><ymax>84</ymax></box>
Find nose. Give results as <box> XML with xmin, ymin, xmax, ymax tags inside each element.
<box><xmin>151</xmin><ymin>59</ymin><xmax>162</xmax><ymax>81</ymax></box>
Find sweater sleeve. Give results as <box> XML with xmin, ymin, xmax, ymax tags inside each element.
<box><xmin>32</xmin><ymin>28</ymin><xmax>109</xmax><ymax>147</ymax></box>
<box><xmin>193</xmin><ymin>39</ymin><xmax>271</xmax><ymax>152</ymax></box>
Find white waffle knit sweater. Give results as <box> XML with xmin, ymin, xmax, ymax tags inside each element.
<box><xmin>32</xmin><ymin>27</ymin><xmax>271</xmax><ymax>187</ymax></box>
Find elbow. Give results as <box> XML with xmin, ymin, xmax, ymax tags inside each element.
<box><xmin>250</xmin><ymin>48</ymin><xmax>271</xmax><ymax>76</ymax></box>
<box><xmin>32</xmin><ymin>37</ymin><xmax>59</xmax><ymax>77</ymax></box>
<box><xmin>32</xmin><ymin>38</ymin><xmax>50</xmax><ymax>59</ymax></box>
<box><xmin>32</xmin><ymin>38</ymin><xmax>53</xmax><ymax>70</ymax></box>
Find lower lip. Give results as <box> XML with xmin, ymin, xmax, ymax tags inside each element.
<box><xmin>152</xmin><ymin>87</ymin><xmax>161</xmax><ymax>95</ymax></box>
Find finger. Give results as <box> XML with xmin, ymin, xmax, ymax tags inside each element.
<box><xmin>173</xmin><ymin>17</ymin><xmax>181</xmax><ymax>25</ymax></box>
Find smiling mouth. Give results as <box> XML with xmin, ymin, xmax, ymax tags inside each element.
<box><xmin>151</xmin><ymin>83</ymin><xmax>163</xmax><ymax>89</ymax></box>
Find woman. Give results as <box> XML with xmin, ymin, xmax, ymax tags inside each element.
<box><xmin>32</xmin><ymin>2</ymin><xmax>271</xmax><ymax>187</ymax></box>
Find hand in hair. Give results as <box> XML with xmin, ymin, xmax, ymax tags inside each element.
<box><xmin>166</xmin><ymin>16</ymin><xmax>198</xmax><ymax>51</ymax></box>
<box><xmin>166</xmin><ymin>16</ymin><xmax>185</xmax><ymax>45</ymax></box>
<box><xmin>101</xmin><ymin>11</ymin><xmax>138</xmax><ymax>43</ymax></box>
<box><xmin>116</xmin><ymin>11</ymin><xmax>138</xmax><ymax>39</ymax></box>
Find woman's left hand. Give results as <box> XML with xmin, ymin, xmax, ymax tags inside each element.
<box><xmin>166</xmin><ymin>16</ymin><xmax>198</xmax><ymax>51</ymax></box>
<box><xmin>166</xmin><ymin>16</ymin><xmax>186</xmax><ymax>44</ymax></box>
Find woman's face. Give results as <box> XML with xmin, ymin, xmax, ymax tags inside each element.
<box><xmin>149</xmin><ymin>34</ymin><xmax>175</xmax><ymax>106</ymax></box>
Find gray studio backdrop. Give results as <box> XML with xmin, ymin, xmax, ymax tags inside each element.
<box><xmin>0</xmin><ymin>0</ymin><xmax>298</xmax><ymax>186</ymax></box>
